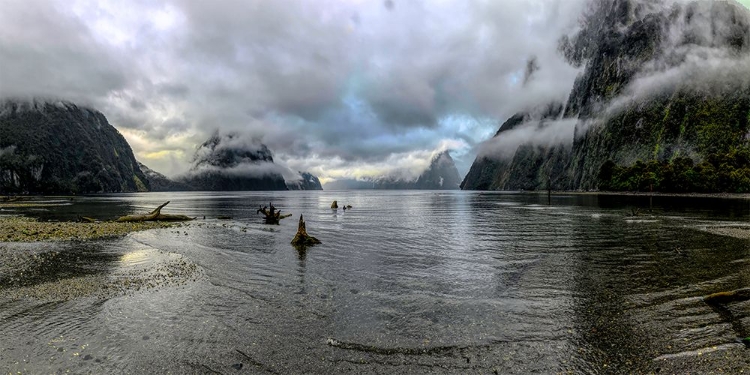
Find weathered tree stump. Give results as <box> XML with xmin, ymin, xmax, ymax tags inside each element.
<box><xmin>116</xmin><ymin>201</ymin><xmax>194</xmax><ymax>222</ymax></box>
<box><xmin>257</xmin><ymin>202</ymin><xmax>292</xmax><ymax>225</ymax></box>
<box><xmin>291</xmin><ymin>215</ymin><xmax>321</xmax><ymax>248</ymax></box>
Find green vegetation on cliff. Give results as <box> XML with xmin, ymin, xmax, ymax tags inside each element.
<box><xmin>0</xmin><ymin>100</ymin><xmax>149</xmax><ymax>194</ymax></box>
<box><xmin>462</xmin><ymin>0</ymin><xmax>750</xmax><ymax>193</ymax></box>
<box><xmin>598</xmin><ymin>88</ymin><xmax>750</xmax><ymax>192</ymax></box>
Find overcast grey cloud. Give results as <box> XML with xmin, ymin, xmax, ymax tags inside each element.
<box><xmin>473</xmin><ymin>0</ymin><xmax>750</xmax><ymax>163</ymax></box>
<box><xmin>0</xmin><ymin>0</ymin><xmax>589</xmax><ymax>182</ymax></box>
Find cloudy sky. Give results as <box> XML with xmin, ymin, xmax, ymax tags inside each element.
<box><xmin>1</xmin><ymin>0</ymin><xmax>748</xmax><ymax>183</ymax></box>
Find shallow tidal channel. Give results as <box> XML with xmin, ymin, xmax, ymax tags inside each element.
<box><xmin>1</xmin><ymin>191</ymin><xmax>749</xmax><ymax>373</ymax></box>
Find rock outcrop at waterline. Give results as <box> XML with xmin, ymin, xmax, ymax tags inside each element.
<box><xmin>0</xmin><ymin>99</ymin><xmax>149</xmax><ymax>194</ymax></box>
<box><xmin>462</xmin><ymin>0</ymin><xmax>750</xmax><ymax>193</ymax></box>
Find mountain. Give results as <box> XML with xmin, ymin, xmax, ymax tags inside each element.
<box><xmin>137</xmin><ymin>162</ymin><xmax>192</xmax><ymax>192</ymax></box>
<box><xmin>181</xmin><ymin>132</ymin><xmax>288</xmax><ymax>191</ymax></box>
<box><xmin>286</xmin><ymin>171</ymin><xmax>323</xmax><ymax>190</ymax></box>
<box><xmin>462</xmin><ymin>0</ymin><xmax>750</xmax><ymax>193</ymax></box>
<box><xmin>0</xmin><ymin>99</ymin><xmax>149</xmax><ymax>194</ymax></box>
<box><xmin>324</xmin><ymin>151</ymin><xmax>461</xmax><ymax>190</ymax></box>
<box><xmin>415</xmin><ymin>151</ymin><xmax>462</xmax><ymax>190</ymax></box>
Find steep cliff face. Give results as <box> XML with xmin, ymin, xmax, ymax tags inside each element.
<box><xmin>0</xmin><ymin>100</ymin><xmax>149</xmax><ymax>193</ymax></box>
<box><xmin>181</xmin><ymin>132</ymin><xmax>288</xmax><ymax>191</ymax></box>
<box><xmin>286</xmin><ymin>172</ymin><xmax>323</xmax><ymax>190</ymax></box>
<box><xmin>463</xmin><ymin>0</ymin><xmax>750</xmax><ymax>192</ymax></box>
<box><xmin>461</xmin><ymin>105</ymin><xmax>566</xmax><ymax>190</ymax></box>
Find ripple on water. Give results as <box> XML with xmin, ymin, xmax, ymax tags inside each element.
<box><xmin>3</xmin><ymin>192</ymin><xmax>750</xmax><ymax>373</ymax></box>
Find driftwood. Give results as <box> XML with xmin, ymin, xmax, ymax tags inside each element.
<box><xmin>704</xmin><ymin>288</ymin><xmax>750</xmax><ymax>305</ymax></box>
<box><xmin>257</xmin><ymin>202</ymin><xmax>292</xmax><ymax>225</ymax></box>
<box><xmin>291</xmin><ymin>215</ymin><xmax>321</xmax><ymax>248</ymax></box>
<box><xmin>704</xmin><ymin>288</ymin><xmax>750</xmax><ymax>348</ymax></box>
<box><xmin>116</xmin><ymin>201</ymin><xmax>194</xmax><ymax>222</ymax></box>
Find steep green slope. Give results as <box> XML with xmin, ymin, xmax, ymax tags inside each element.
<box><xmin>0</xmin><ymin>100</ymin><xmax>149</xmax><ymax>194</ymax></box>
<box><xmin>585</xmin><ymin>88</ymin><xmax>750</xmax><ymax>192</ymax></box>
<box><xmin>463</xmin><ymin>0</ymin><xmax>750</xmax><ymax>193</ymax></box>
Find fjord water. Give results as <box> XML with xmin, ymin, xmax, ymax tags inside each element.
<box><xmin>1</xmin><ymin>191</ymin><xmax>749</xmax><ymax>373</ymax></box>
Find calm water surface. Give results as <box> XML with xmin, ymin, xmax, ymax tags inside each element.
<box><xmin>1</xmin><ymin>191</ymin><xmax>749</xmax><ymax>373</ymax></box>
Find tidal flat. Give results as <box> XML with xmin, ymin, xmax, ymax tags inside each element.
<box><xmin>0</xmin><ymin>216</ymin><xmax>177</xmax><ymax>242</ymax></box>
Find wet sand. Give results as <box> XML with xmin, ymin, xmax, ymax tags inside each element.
<box><xmin>0</xmin><ymin>216</ymin><xmax>178</xmax><ymax>242</ymax></box>
<box><xmin>702</xmin><ymin>225</ymin><xmax>750</xmax><ymax>240</ymax></box>
<box><xmin>0</xmin><ymin>216</ymin><xmax>201</xmax><ymax>302</ymax></box>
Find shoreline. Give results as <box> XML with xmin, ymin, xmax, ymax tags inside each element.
<box><xmin>504</xmin><ymin>190</ymin><xmax>750</xmax><ymax>200</ymax></box>
<box><xmin>0</xmin><ymin>216</ymin><xmax>178</xmax><ymax>242</ymax></box>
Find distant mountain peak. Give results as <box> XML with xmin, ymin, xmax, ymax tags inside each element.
<box><xmin>192</xmin><ymin>131</ymin><xmax>274</xmax><ymax>170</ymax></box>
<box><xmin>286</xmin><ymin>171</ymin><xmax>323</xmax><ymax>190</ymax></box>
<box><xmin>181</xmin><ymin>131</ymin><xmax>287</xmax><ymax>191</ymax></box>
<box><xmin>415</xmin><ymin>151</ymin><xmax>461</xmax><ymax>190</ymax></box>
<box><xmin>323</xmin><ymin>150</ymin><xmax>461</xmax><ymax>190</ymax></box>
<box><xmin>137</xmin><ymin>162</ymin><xmax>192</xmax><ymax>191</ymax></box>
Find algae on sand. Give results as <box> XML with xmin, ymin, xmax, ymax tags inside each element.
<box><xmin>0</xmin><ymin>216</ymin><xmax>176</xmax><ymax>242</ymax></box>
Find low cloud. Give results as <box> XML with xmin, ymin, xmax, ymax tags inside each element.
<box><xmin>1</xmin><ymin>0</ymin><xmax>591</xmax><ymax>181</ymax></box>
<box><xmin>184</xmin><ymin>161</ymin><xmax>299</xmax><ymax>182</ymax></box>
<box><xmin>481</xmin><ymin>0</ymin><xmax>750</xmax><ymax>163</ymax></box>
<box><xmin>477</xmin><ymin>118</ymin><xmax>584</xmax><ymax>160</ymax></box>
<box><xmin>607</xmin><ymin>0</ymin><xmax>750</xmax><ymax>113</ymax></box>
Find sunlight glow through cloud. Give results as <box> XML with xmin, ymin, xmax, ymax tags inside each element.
<box><xmin>1</xmin><ymin>0</ymin><xmax>588</xmax><ymax>180</ymax></box>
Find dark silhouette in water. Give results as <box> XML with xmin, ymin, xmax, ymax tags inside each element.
<box><xmin>257</xmin><ymin>202</ymin><xmax>292</xmax><ymax>225</ymax></box>
<box><xmin>291</xmin><ymin>215</ymin><xmax>321</xmax><ymax>249</ymax></box>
